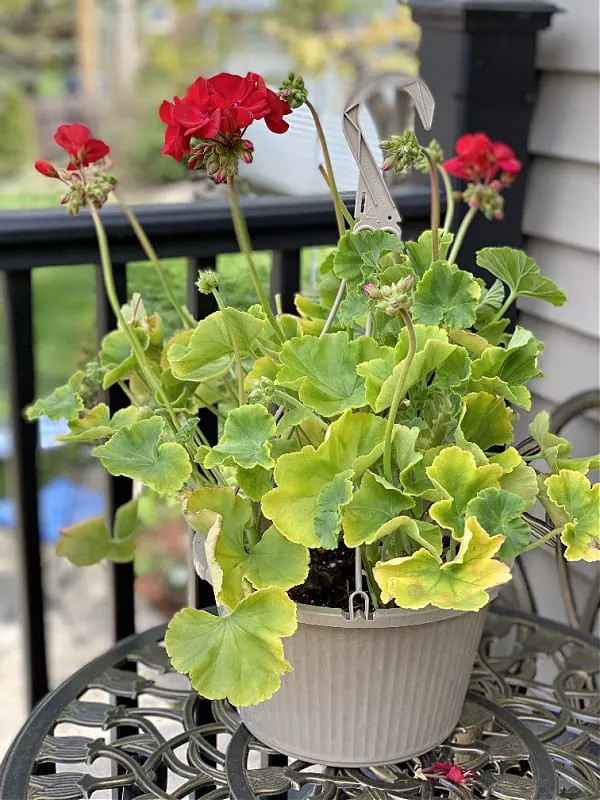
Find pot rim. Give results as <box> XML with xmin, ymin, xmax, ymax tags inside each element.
<box><xmin>295</xmin><ymin>600</ymin><xmax>483</xmax><ymax>628</ymax></box>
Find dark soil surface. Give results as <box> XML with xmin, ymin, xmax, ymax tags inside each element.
<box><xmin>289</xmin><ymin>546</ymin><xmax>356</xmax><ymax>609</ymax></box>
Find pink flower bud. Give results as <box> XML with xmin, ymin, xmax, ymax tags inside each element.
<box><xmin>35</xmin><ymin>160</ymin><xmax>59</xmax><ymax>179</ymax></box>
<box><xmin>363</xmin><ymin>283</ymin><xmax>379</xmax><ymax>299</ymax></box>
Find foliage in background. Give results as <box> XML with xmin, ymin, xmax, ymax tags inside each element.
<box><xmin>0</xmin><ymin>83</ymin><xmax>36</xmax><ymax>175</ymax></box>
<box><xmin>265</xmin><ymin>1</ymin><xmax>419</xmax><ymax>78</ymax></box>
<box><xmin>0</xmin><ymin>0</ymin><xmax>74</xmax><ymax>93</ymax></box>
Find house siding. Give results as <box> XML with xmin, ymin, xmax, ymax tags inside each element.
<box><xmin>511</xmin><ymin>1</ymin><xmax>599</xmax><ymax>630</ymax></box>
<box><xmin>518</xmin><ymin>0</ymin><xmax>600</xmax><ymax>448</ymax></box>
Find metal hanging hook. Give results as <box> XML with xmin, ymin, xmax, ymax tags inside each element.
<box><xmin>343</xmin><ymin>74</ymin><xmax>435</xmax><ymax>620</ymax></box>
<box><xmin>348</xmin><ymin>547</ymin><xmax>370</xmax><ymax>621</ymax></box>
<box><xmin>342</xmin><ymin>73</ymin><xmax>435</xmax><ymax>238</ymax></box>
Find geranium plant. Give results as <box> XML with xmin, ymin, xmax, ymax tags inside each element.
<box><xmin>29</xmin><ymin>72</ymin><xmax>599</xmax><ymax>708</ymax></box>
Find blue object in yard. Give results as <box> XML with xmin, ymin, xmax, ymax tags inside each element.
<box><xmin>0</xmin><ymin>417</ymin><xmax>70</xmax><ymax>460</ymax></box>
<box><xmin>0</xmin><ymin>477</ymin><xmax>105</xmax><ymax>543</ymax></box>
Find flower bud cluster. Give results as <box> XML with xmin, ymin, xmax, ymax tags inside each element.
<box><xmin>189</xmin><ymin>136</ymin><xmax>254</xmax><ymax>182</ymax></box>
<box><xmin>462</xmin><ymin>181</ymin><xmax>505</xmax><ymax>220</ymax></box>
<box><xmin>363</xmin><ymin>276</ymin><xmax>413</xmax><ymax>316</ymax></box>
<box><xmin>381</xmin><ymin>132</ymin><xmax>422</xmax><ymax>174</ymax></box>
<box><xmin>196</xmin><ymin>270</ymin><xmax>219</xmax><ymax>295</ymax></box>
<box><xmin>59</xmin><ymin>171</ymin><xmax>117</xmax><ymax>216</ymax></box>
<box><xmin>247</xmin><ymin>376</ymin><xmax>276</xmax><ymax>404</ymax></box>
<box><xmin>278</xmin><ymin>73</ymin><xmax>308</xmax><ymax>109</ymax></box>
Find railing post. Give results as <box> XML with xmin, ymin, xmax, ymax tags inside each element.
<box><xmin>95</xmin><ymin>263</ymin><xmax>136</xmax><ymax>643</ymax></box>
<box><xmin>410</xmin><ymin>0</ymin><xmax>557</xmax><ymax>271</ymax></box>
<box><xmin>271</xmin><ymin>250</ymin><xmax>302</xmax><ymax>314</ymax></box>
<box><xmin>1</xmin><ymin>270</ymin><xmax>49</xmax><ymax>709</ymax></box>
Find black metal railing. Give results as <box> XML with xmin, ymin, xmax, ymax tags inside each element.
<box><xmin>0</xmin><ymin>185</ymin><xmax>433</xmax><ymax>709</ymax></box>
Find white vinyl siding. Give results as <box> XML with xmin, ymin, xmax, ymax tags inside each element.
<box><xmin>519</xmin><ymin>0</ymin><xmax>600</xmax><ymax>435</ymax></box>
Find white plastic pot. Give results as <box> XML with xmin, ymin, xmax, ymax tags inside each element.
<box><xmin>239</xmin><ymin>602</ymin><xmax>487</xmax><ymax>766</ymax></box>
<box><xmin>192</xmin><ymin>534</ymin><xmax>487</xmax><ymax>766</ymax></box>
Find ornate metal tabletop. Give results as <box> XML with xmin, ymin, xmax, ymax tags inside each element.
<box><xmin>1</xmin><ymin>606</ymin><xmax>598</xmax><ymax>800</ymax></box>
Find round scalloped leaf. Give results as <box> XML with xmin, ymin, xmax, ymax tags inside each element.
<box><xmin>314</xmin><ymin>470</ymin><xmax>354</xmax><ymax>549</ymax></box>
<box><xmin>412</xmin><ymin>260</ymin><xmax>481</xmax><ymax>329</ymax></box>
<box><xmin>56</xmin><ymin>499</ymin><xmax>138</xmax><ymax>566</ymax></box>
<box><xmin>491</xmin><ymin>449</ymin><xmax>539</xmax><ymax>509</ymax></box>
<box><xmin>373</xmin><ymin>516</ymin><xmax>510</xmax><ymax>611</ymax></box>
<box><xmin>168</xmin><ymin>308</ymin><xmax>264</xmax><ymax>382</ymax></box>
<box><xmin>333</xmin><ymin>229</ymin><xmax>403</xmax><ymax>288</ymax></box>
<box><xmin>165</xmin><ymin>588</ymin><xmax>297</xmax><ymax>706</ymax></box>
<box><xmin>406</xmin><ymin>231</ymin><xmax>454</xmax><ymax>278</ymax></box>
<box><xmin>358</xmin><ymin>325</ymin><xmax>456</xmax><ymax>413</ymax></box>
<box><xmin>476</xmin><ymin>247</ymin><xmax>566</xmax><ymax>306</ymax></box>
<box><xmin>342</xmin><ymin>470</ymin><xmax>415</xmax><ymax>547</ymax></box>
<box><xmin>236</xmin><ymin>465</ymin><xmax>273</xmax><ymax>502</ymax></box>
<box><xmin>25</xmin><ymin>371</ymin><xmax>85</xmax><ymax>422</ymax></box>
<box><xmin>262</xmin><ymin>410</ymin><xmax>387</xmax><ymax>546</ymax></box>
<box><xmin>92</xmin><ymin>417</ymin><xmax>191</xmax><ymax>494</ymax></box>
<box><xmin>459</xmin><ymin>392</ymin><xmax>515</xmax><ymax>451</ymax></box>
<box><xmin>276</xmin><ymin>332</ymin><xmax>383</xmax><ymax>417</ymax></box>
<box><xmin>184</xmin><ymin>486</ymin><xmax>252</xmax><ymax>537</ymax></box>
<box><xmin>244</xmin><ymin>526</ymin><xmax>309</xmax><ymax>591</ymax></box>
<box><xmin>427</xmin><ymin>446</ymin><xmax>503</xmax><ymax>536</ymax></box>
<box><xmin>545</xmin><ymin>471</ymin><xmax>600</xmax><ymax>562</ymax></box>
<box><xmin>204</xmin><ymin>405</ymin><xmax>276</xmax><ymax>471</ymax></box>
<box><xmin>466</xmin><ymin>488</ymin><xmax>529</xmax><ymax>557</ymax></box>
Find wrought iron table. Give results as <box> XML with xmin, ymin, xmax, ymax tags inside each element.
<box><xmin>1</xmin><ymin>606</ymin><xmax>598</xmax><ymax>800</ymax></box>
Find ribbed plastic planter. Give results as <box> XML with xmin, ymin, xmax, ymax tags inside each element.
<box><xmin>238</xmin><ymin>602</ymin><xmax>487</xmax><ymax>766</ymax></box>
<box><xmin>192</xmin><ymin>534</ymin><xmax>487</xmax><ymax>766</ymax></box>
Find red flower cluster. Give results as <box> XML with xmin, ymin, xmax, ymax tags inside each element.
<box><xmin>443</xmin><ymin>133</ymin><xmax>521</xmax><ymax>183</ymax></box>
<box><xmin>417</xmin><ymin>761</ymin><xmax>477</xmax><ymax>785</ymax></box>
<box><xmin>35</xmin><ymin>123</ymin><xmax>110</xmax><ymax>179</ymax></box>
<box><xmin>160</xmin><ymin>71</ymin><xmax>291</xmax><ymax>166</ymax></box>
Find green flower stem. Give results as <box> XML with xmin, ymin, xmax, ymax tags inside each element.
<box><xmin>273</xmin><ymin>390</ymin><xmax>328</xmax><ymax>431</ymax></box>
<box><xmin>320</xmin><ymin>278</ymin><xmax>347</xmax><ymax>338</ymax></box>
<box><xmin>89</xmin><ymin>202</ymin><xmax>200</xmax><ymax>466</ymax></box>
<box><xmin>488</xmin><ymin>291</ymin><xmax>517</xmax><ymax>326</ymax></box>
<box><xmin>361</xmin><ymin>543</ymin><xmax>381</xmax><ymax>608</ymax></box>
<box><xmin>318</xmin><ymin>164</ymin><xmax>355</xmax><ymax>228</ymax></box>
<box><xmin>89</xmin><ymin>203</ymin><xmax>166</xmax><ymax>407</ymax></box>
<box><xmin>523</xmin><ymin>527</ymin><xmax>561</xmax><ymax>553</ymax></box>
<box><xmin>422</xmin><ymin>149</ymin><xmax>440</xmax><ymax>260</ymax></box>
<box><xmin>211</xmin><ymin>288</ymin><xmax>245</xmax><ymax>407</ymax></box>
<box><xmin>117</xmin><ymin>195</ymin><xmax>195</xmax><ymax>329</ymax></box>
<box><xmin>447</xmin><ymin>206</ymin><xmax>477</xmax><ymax>265</ymax></box>
<box><xmin>227</xmin><ymin>177</ymin><xmax>285</xmax><ymax>344</ymax></box>
<box><xmin>437</xmin><ymin>164</ymin><xmax>455</xmax><ymax>235</ymax></box>
<box><xmin>306</xmin><ymin>99</ymin><xmax>345</xmax><ymax>238</ymax></box>
<box><xmin>383</xmin><ymin>309</ymin><xmax>417</xmax><ymax>483</ymax></box>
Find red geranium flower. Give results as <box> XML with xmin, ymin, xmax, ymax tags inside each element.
<box><xmin>172</xmin><ymin>78</ymin><xmax>222</xmax><ymax>139</ymax></box>
<box><xmin>444</xmin><ymin>132</ymin><xmax>521</xmax><ymax>183</ymax></box>
<box><xmin>54</xmin><ymin>123</ymin><xmax>110</xmax><ymax>168</ymax></box>
<box><xmin>159</xmin><ymin>71</ymin><xmax>291</xmax><ymax>165</ymax></box>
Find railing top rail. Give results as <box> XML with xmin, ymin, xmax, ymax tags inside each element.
<box><xmin>0</xmin><ymin>185</ymin><xmax>433</xmax><ymax>270</ymax></box>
